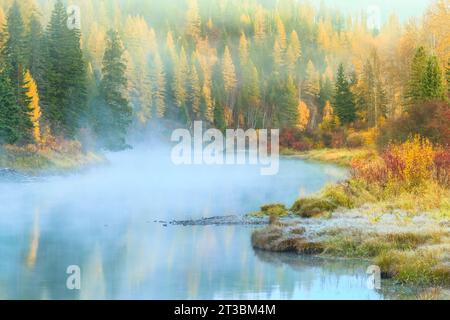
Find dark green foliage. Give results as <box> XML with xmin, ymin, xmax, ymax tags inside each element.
<box><xmin>0</xmin><ymin>71</ymin><xmax>32</xmax><ymax>144</ymax></box>
<box><xmin>95</xmin><ymin>30</ymin><xmax>132</xmax><ymax>151</ymax></box>
<box><xmin>277</xmin><ymin>76</ymin><xmax>299</xmax><ymax>128</ymax></box>
<box><xmin>406</xmin><ymin>47</ymin><xmax>430</xmax><ymax>104</ymax></box>
<box><xmin>2</xmin><ymin>1</ymin><xmax>26</xmax><ymax>100</ymax></box>
<box><xmin>318</xmin><ymin>76</ymin><xmax>333</xmax><ymax>113</ymax></box>
<box><xmin>333</xmin><ymin>64</ymin><xmax>356</xmax><ymax>124</ymax></box>
<box><xmin>423</xmin><ymin>55</ymin><xmax>445</xmax><ymax>100</ymax></box>
<box><xmin>41</xmin><ymin>0</ymin><xmax>87</xmax><ymax>138</ymax></box>
<box><xmin>26</xmin><ymin>12</ymin><xmax>45</xmax><ymax>87</ymax></box>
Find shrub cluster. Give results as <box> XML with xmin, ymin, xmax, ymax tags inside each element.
<box><xmin>352</xmin><ymin>135</ymin><xmax>450</xmax><ymax>189</ymax></box>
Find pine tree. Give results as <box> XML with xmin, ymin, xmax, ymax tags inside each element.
<box><xmin>0</xmin><ymin>70</ymin><xmax>32</xmax><ymax>144</ymax></box>
<box><xmin>2</xmin><ymin>1</ymin><xmax>26</xmax><ymax>103</ymax></box>
<box><xmin>406</xmin><ymin>46</ymin><xmax>428</xmax><ymax>104</ymax></box>
<box><xmin>23</xmin><ymin>70</ymin><xmax>42</xmax><ymax>144</ymax></box>
<box><xmin>319</xmin><ymin>76</ymin><xmax>333</xmax><ymax>112</ymax></box>
<box><xmin>333</xmin><ymin>63</ymin><xmax>356</xmax><ymax>124</ymax></box>
<box><xmin>43</xmin><ymin>0</ymin><xmax>87</xmax><ymax>138</ymax></box>
<box><xmin>278</xmin><ymin>76</ymin><xmax>299</xmax><ymax>128</ymax></box>
<box><xmin>97</xmin><ymin>30</ymin><xmax>132</xmax><ymax>150</ymax></box>
<box><xmin>356</xmin><ymin>53</ymin><xmax>387</xmax><ymax>127</ymax></box>
<box><xmin>423</xmin><ymin>55</ymin><xmax>445</xmax><ymax>100</ymax></box>
<box><xmin>26</xmin><ymin>12</ymin><xmax>44</xmax><ymax>86</ymax></box>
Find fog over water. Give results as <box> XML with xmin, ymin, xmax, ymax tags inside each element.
<box><xmin>0</xmin><ymin>147</ymin><xmax>418</xmax><ymax>299</ymax></box>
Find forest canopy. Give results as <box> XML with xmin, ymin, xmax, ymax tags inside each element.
<box><xmin>0</xmin><ymin>0</ymin><xmax>448</xmax><ymax>151</ymax></box>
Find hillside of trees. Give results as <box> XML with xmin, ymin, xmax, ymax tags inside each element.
<box><xmin>0</xmin><ymin>0</ymin><xmax>449</xmax><ymax>151</ymax></box>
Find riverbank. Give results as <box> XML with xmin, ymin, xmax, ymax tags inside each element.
<box><xmin>281</xmin><ymin>147</ymin><xmax>377</xmax><ymax>167</ymax></box>
<box><xmin>254</xmin><ymin>141</ymin><xmax>450</xmax><ymax>297</ymax></box>
<box><xmin>0</xmin><ymin>144</ymin><xmax>106</xmax><ymax>175</ymax></box>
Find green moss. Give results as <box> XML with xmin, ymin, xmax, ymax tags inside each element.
<box><xmin>291</xmin><ymin>197</ymin><xmax>338</xmax><ymax>218</ymax></box>
<box><xmin>250</xmin><ymin>203</ymin><xmax>289</xmax><ymax>217</ymax></box>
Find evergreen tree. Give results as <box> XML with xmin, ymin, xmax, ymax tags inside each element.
<box><xmin>0</xmin><ymin>70</ymin><xmax>32</xmax><ymax>144</ymax></box>
<box><xmin>278</xmin><ymin>76</ymin><xmax>299</xmax><ymax>128</ymax></box>
<box><xmin>356</xmin><ymin>54</ymin><xmax>387</xmax><ymax>127</ymax></box>
<box><xmin>26</xmin><ymin>12</ymin><xmax>44</xmax><ymax>86</ymax></box>
<box><xmin>42</xmin><ymin>0</ymin><xmax>87</xmax><ymax>138</ymax></box>
<box><xmin>319</xmin><ymin>76</ymin><xmax>333</xmax><ymax>113</ymax></box>
<box><xmin>2</xmin><ymin>1</ymin><xmax>26</xmax><ymax>103</ymax></box>
<box><xmin>333</xmin><ymin>64</ymin><xmax>356</xmax><ymax>124</ymax></box>
<box><xmin>97</xmin><ymin>30</ymin><xmax>132</xmax><ymax>150</ymax></box>
<box><xmin>406</xmin><ymin>46</ymin><xmax>428</xmax><ymax>104</ymax></box>
<box><xmin>423</xmin><ymin>55</ymin><xmax>445</xmax><ymax>100</ymax></box>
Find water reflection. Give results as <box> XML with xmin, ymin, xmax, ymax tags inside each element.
<box><xmin>0</xmin><ymin>150</ymin><xmax>417</xmax><ymax>300</ymax></box>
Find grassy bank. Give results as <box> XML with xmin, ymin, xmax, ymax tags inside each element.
<box><xmin>253</xmin><ymin>137</ymin><xmax>450</xmax><ymax>289</ymax></box>
<box><xmin>282</xmin><ymin>147</ymin><xmax>377</xmax><ymax>167</ymax></box>
<box><xmin>0</xmin><ymin>143</ymin><xmax>105</xmax><ymax>174</ymax></box>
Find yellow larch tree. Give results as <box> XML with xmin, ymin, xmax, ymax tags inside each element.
<box><xmin>286</xmin><ymin>30</ymin><xmax>301</xmax><ymax>75</ymax></box>
<box><xmin>222</xmin><ymin>46</ymin><xmax>237</xmax><ymax>94</ymax></box>
<box><xmin>320</xmin><ymin>101</ymin><xmax>340</xmax><ymax>130</ymax></box>
<box><xmin>23</xmin><ymin>70</ymin><xmax>42</xmax><ymax>145</ymax></box>
<box><xmin>297</xmin><ymin>101</ymin><xmax>310</xmax><ymax>131</ymax></box>
<box><xmin>173</xmin><ymin>46</ymin><xmax>189</xmax><ymax>108</ymax></box>
<box><xmin>239</xmin><ymin>32</ymin><xmax>249</xmax><ymax>64</ymax></box>
<box><xmin>254</xmin><ymin>6</ymin><xmax>266</xmax><ymax>45</ymax></box>
<box><xmin>189</xmin><ymin>62</ymin><xmax>201</xmax><ymax>117</ymax></box>
<box><xmin>275</xmin><ymin>14</ymin><xmax>287</xmax><ymax>50</ymax></box>
<box><xmin>153</xmin><ymin>51</ymin><xmax>166</xmax><ymax>118</ymax></box>
<box><xmin>186</xmin><ymin>0</ymin><xmax>201</xmax><ymax>39</ymax></box>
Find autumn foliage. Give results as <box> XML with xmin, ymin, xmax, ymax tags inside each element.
<box><xmin>352</xmin><ymin>136</ymin><xmax>450</xmax><ymax>189</ymax></box>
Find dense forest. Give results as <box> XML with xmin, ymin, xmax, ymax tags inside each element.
<box><xmin>0</xmin><ymin>0</ymin><xmax>449</xmax><ymax>151</ymax></box>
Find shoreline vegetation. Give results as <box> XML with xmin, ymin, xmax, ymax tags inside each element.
<box><xmin>0</xmin><ymin>143</ymin><xmax>105</xmax><ymax>175</ymax></box>
<box><xmin>252</xmin><ymin>138</ymin><xmax>450</xmax><ymax>297</ymax></box>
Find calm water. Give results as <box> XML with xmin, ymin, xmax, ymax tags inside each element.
<box><xmin>0</xmin><ymin>148</ymin><xmax>416</xmax><ymax>299</ymax></box>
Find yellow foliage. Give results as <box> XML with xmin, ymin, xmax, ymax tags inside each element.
<box><xmin>320</xmin><ymin>101</ymin><xmax>340</xmax><ymax>130</ymax></box>
<box><xmin>388</xmin><ymin>136</ymin><xmax>435</xmax><ymax>188</ymax></box>
<box><xmin>297</xmin><ymin>101</ymin><xmax>310</xmax><ymax>131</ymax></box>
<box><xmin>222</xmin><ymin>46</ymin><xmax>237</xmax><ymax>93</ymax></box>
<box><xmin>23</xmin><ymin>70</ymin><xmax>42</xmax><ymax>145</ymax></box>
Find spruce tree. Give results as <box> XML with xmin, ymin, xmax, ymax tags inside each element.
<box><xmin>406</xmin><ymin>47</ymin><xmax>428</xmax><ymax>104</ymax></box>
<box><xmin>0</xmin><ymin>70</ymin><xmax>32</xmax><ymax>144</ymax></box>
<box><xmin>97</xmin><ymin>30</ymin><xmax>132</xmax><ymax>151</ymax></box>
<box><xmin>2</xmin><ymin>1</ymin><xmax>26</xmax><ymax>103</ymax></box>
<box><xmin>278</xmin><ymin>76</ymin><xmax>299</xmax><ymax>128</ymax></box>
<box><xmin>26</xmin><ymin>12</ymin><xmax>44</xmax><ymax>87</ymax></box>
<box><xmin>333</xmin><ymin>63</ymin><xmax>356</xmax><ymax>124</ymax></box>
<box><xmin>42</xmin><ymin>0</ymin><xmax>87</xmax><ymax>138</ymax></box>
<box><xmin>423</xmin><ymin>55</ymin><xmax>445</xmax><ymax>100</ymax></box>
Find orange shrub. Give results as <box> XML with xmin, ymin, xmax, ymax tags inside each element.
<box><xmin>352</xmin><ymin>136</ymin><xmax>446</xmax><ymax>190</ymax></box>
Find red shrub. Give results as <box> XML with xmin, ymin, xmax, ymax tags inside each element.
<box><xmin>434</xmin><ymin>149</ymin><xmax>450</xmax><ymax>186</ymax></box>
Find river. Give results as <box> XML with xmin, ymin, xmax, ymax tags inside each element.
<box><xmin>0</xmin><ymin>147</ymin><xmax>419</xmax><ymax>299</ymax></box>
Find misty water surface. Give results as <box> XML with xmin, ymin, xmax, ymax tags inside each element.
<box><xmin>0</xmin><ymin>147</ymin><xmax>418</xmax><ymax>299</ymax></box>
